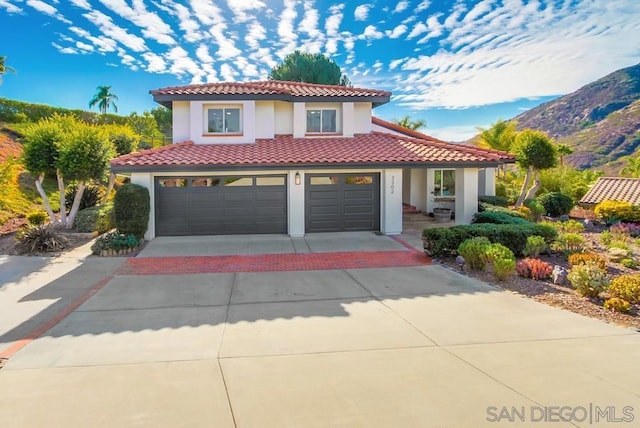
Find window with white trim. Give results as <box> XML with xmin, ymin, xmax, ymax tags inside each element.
<box><xmin>434</xmin><ymin>169</ymin><xmax>455</xmax><ymax>197</ymax></box>
<box><xmin>205</xmin><ymin>106</ymin><xmax>242</xmax><ymax>134</ymax></box>
<box><xmin>306</xmin><ymin>109</ymin><xmax>337</xmax><ymax>133</ymax></box>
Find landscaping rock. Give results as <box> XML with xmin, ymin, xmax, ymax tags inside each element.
<box><xmin>552</xmin><ymin>265</ymin><xmax>568</xmax><ymax>285</ymax></box>
<box><xmin>608</xmin><ymin>247</ymin><xmax>628</xmax><ymax>263</ymax></box>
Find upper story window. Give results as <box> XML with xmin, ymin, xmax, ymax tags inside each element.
<box><xmin>205</xmin><ymin>106</ymin><xmax>242</xmax><ymax>134</ymax></box>
<box><xmin>306</xmin><ymin>109</ymin><xmax>337</xmax><ymax>133</ymax></box>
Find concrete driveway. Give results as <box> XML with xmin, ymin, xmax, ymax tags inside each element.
<box><xmin>1</xmin><ymin>233</ymin><xmax>639</xmax><ymax>427</ymax></box>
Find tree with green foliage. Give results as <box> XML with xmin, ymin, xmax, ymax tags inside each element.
<box><xmin>556</xmin><ymin>144</ymin><xmax>573</xmax><ymax>166</ymax></box>
<box><xmin>392</xmin><ymin>115</ymin><xmax>426</xmax><ymax>130</ymax></box>
<box><xmin>89</xmin><ymin>85</ymin><xmax>118</xmax><ymax>115</ymax></box>
<box><xmin>104</xmin><ymin>123</ymin><xmax>140</xmax><ymax>156</ymax></box>
<box><xmin>0</xmin><ymin>56</ymin><xmax>16</xmax><ymax>85</ymax></box>
<box><xmin>620</xmin><ymin>156</ymin><xmax>640</xmax><ymax>178</ymax></box>
<box><xmin>150</xmin><ymin>106</ymin><xmax>172</xmax><ymax>137</ymax></box>
<box><xmin>22</xmin><ymin>114</ymin><xmax>115</xmax><ymax>228</ymax></box>
<box><xmin>127</xmin><ymin>111</ymin><xmax>165</xmax><ymax>148</ymax></box>
<box><xmin>475</xmin><ymin>119</ymin><xmax>518</xmax><ymax>152</ymax></box>
<box><xmin>269</xmin><ymin>51</ymin><xmax>351</xmax><ymax>86</ymax></box>
<box><xmin>513</xmin><ymin>129</ymin><xmax>558</xmax><ymax>208</ymax></box>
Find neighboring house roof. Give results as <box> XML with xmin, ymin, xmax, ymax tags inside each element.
<box><xmin>579</xmin><ymin>177</ymin><xmax>640</xmax><ymax>206</ymax></box>
<box><xmin>111</xmin><ymin>133</ymin><xmax>516</xmax><ymax>172</ymax></box>
<box><xmin>371</xmin><ymin>117</ymin><xmax>438</xmax><ymax>141</ymax></box>
<box><xmin>151</xmin><ymin>81</ymin><xmax>391</xmax><ymax>108</ymax></box>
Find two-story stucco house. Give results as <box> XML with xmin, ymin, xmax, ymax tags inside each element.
<box><xmin>110</xmin><ymin>81</ymin><xmax>514</xmax><ymax>240</ymax></box>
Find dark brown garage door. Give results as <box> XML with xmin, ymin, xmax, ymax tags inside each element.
<box><xmin>305</xmin><ymin>173</ymin><xmax>380</xmax><ymax>233</ymax></box>
<box><xmin>155</xmin><ymin>175</ymin><xmax>287</xmax><ymax>236</ymax></box>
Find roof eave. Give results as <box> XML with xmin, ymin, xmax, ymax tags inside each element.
<box><xmin>151</xmin><ymin>93</ymin><xmax>391</xmax><ymax>107</ymax></box>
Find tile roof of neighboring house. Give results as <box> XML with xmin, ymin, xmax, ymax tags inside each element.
<box><xmin>151</xmin><ymin>81</ymin><xmax>391</xmax><ymax>107</ymax></box>
<box><xmin>579</xmin><ymin>177</ymin><xmax>640</xmax><ymax>206</ymax></box>
<box><xmin>111</xmin><ymin>133</ymin><xmax>515</xmax><ymax>172</ymax></box>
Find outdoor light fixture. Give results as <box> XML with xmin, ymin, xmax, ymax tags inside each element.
<box><xmin>295</xmin><ymin>171</ymin><xmax>301</xmax><ymax>185</ymax></box>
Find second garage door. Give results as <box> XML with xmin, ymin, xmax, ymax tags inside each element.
<box><xmin>155</xmin><ymin>175</ymin><xmax>287</xmax><ymax>236</ymax></box>
<box><xmin>305</xmin><ymin>173</ymin><xmax>380</xmax><ymax>232</ymax></box>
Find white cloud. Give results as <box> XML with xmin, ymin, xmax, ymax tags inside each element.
<box><xmin>245</xmin><ymin>20</ymin><xmax>266</xmax><ymax>49</ymax></box>
<box><xmin>300</xmin><ymin>2</ymin><xmax>321</xmax><ymax>38</ymax></box>
<box><xmin>189</xmin><ymin>0</ymin><xmax>225</xmax><ymax>26</ymax></box>
<box><xmin>75</xmin><ymin>41</ymin><xmax>94</xmax><ymax>52</ymax></box>
<box><xmin>325</xmin><ymin>3</ymin><xmax>344</xmax><ymax>55</ymax></box>
<box><xmin>69</xmin><ymin>26</ymin><xmax>117</xmax><ymax>52</ymax></box>
<box><xmin>208</xmin><ymin>23</ymin><xmax>241</xmax><ymax>59</ymax></box>
<box><xmin>26</xmin><ymin>0</ymin><xmax>71</xmax><ymax>23</ymax></box>
<box><xmin>0</xmin><ymin>0</ymin><xmax>23</xmax><ymax>13</ymax></box>
<box><xmin>196</xmin><ymin>44</ymin><xmax>214</xmax><ymax>63</ymax></box>
<box><xmin>427</xmin><ymin>125</ymin><xmax>478</xmax><ymax>142</ymax></box>
<box><xmin>165</xmin><ymin>46</ymin><xmax>203</xmax><ymax>81</ymax></box>
<box><xmin>142</xmin><ymin>52</ymin><xmax>167</xmax><ymax>72</ymax></box>
<box><xmin>219</xmin><ymin>63</ymin><xmax>238</xmax><ymax>81</ymax></box>
<box><xmin>354</xmin><ymin>4</ymin><xmax>371</xmax><ymax>21</ymax></box>
<box><xmin>276</xmin><ymin>0</ymin><xmax>298</xmax><ymax>58</ymax></box>
<box><xmin>393</xmin><ymin>1</ymin><xmax>409</xmax><ymax>14</ymax></box>
<box><xmin>52</xmin><ymin>42</ymin><xmax>78</xmax><ymax>54</ymax></box>
<box><xmin>84</xmin><ymin>10</ymin><xmax>148</xmax><ymax>52</ymax></box>
<box><xmin>226</xmin><ymin>0</ymin><xmax>266</xmax><ymax>23</ymax></box>
<box><xmin>156</xmin><ymin>1</ymin><xmax>203</xmax><ymax>43</ymax></box>
<box><xmin>116</xmin><ymin>47</ymin><xmax>139</xmax><ymax>71</ymax></box>
<box><xmin>386</xmin><ymin>24</ymin><xmax>407</xmax><ymax>38</ymax></box>
<box><xmin>98</xmin><ymin>0</ymin><xmax>176</xmax><ymax>45</ymax></box>
<box><xmin>360</xmin><ymin>24</ymin><xmax>384</xmax><ymax>40</ymax></box>
<box><xmin>416</xmin><ymin>15</ymin><xmax>443</xmax><ymax>43</ymax></box>
<box><xmin>415</xmin><ymin>0</ymin><xmax>430</xmax><ymax>13</ymax></box>
<box><xmin>407</xmin><ymin>22</ymin><xmax>427</xmax><ymax>39</ymax></box>
<box><xmin>389</xmin><ymin>58</ymin><xmax>406</xmax><ymax>70</ymax></box>
<box><xmin>68</xmin><ymin>0</ymin><xmax>90</xmax><ymax>9</ymax></box>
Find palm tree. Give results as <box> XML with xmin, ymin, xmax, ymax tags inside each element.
<box><xmin>89</xmin><ymin>85</ymin><xmax>119</xmax><ymax>114</ymax></box>
<box><xmin>557</xmin><ymin>144</ymin><xmax>573</xmax><ymax>166</ymax></box>
<box><xmin>620</xmin><ymin>156</ymin><xmax>640</xmax><ymax>178</ymax></box>
<box><xmin>392</xmin><ymin>115</ymin><xmax>426</xmax><ymax>130</ymax></box>
<box><xmin>0</xmin><ymin>56</ymin><xmax>16</xmax><ymax>84</ymax></box>
<box><xmin>475</xmin><ymin>119</ymin><xmax>518</xmax><ymax>153</ymax></box>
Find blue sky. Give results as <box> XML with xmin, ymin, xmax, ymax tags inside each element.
<box><xmin>1</xmin><ymin>0</ymin><xmax>639</xmax><ymax>141</ymax></box>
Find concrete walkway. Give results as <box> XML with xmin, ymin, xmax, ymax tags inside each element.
<box><xmin>1</xmin><ymin>232</ymin><xmax>639</xmax><ymax>427</ymax></box>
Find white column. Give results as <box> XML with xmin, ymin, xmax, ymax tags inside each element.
<box><xmin>454</xmin><ymin>168</ymin><xmax>478</xmax><ymax>225</ymax></box>
<box><xmin>342</xmin><ymin>102</ymin><xmax>354</xmax><ymax>137</ymax></box>
<box><xmin>288</xmin><ymin>170</ymin><xmax>305</xmax><ymax>237</ymax></box>
<box><xmin>381</xmin><ymin>169</ymin><xmax>403</xmax><ymax>235</ymax></box>
<box><xmin>130</xmin><ymin>172</ymin><xmax>155</xmax><ymax>240</ymax></box>
<box><xmin>483</xmin><ymin>167</ymin><xmax>496</xmax><ymax>196</ymax></box>
<box><xmin>410</xmin><ymin>169</ymin><xmax>427</xmax><ymax>211</ymax></box>
<box><xmin>293</xmin><ymin>102</ymin><xmax>306</xmax><ymax>138</ymax></box>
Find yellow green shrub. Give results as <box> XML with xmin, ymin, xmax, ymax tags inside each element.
<box><xmin>594</xmin><ymin>200</ymin><xmax>640</xmax><ymax>223</ymax></box>
<box><xmin>568</xmin><ymin>252</ymin><xmax>607</xmax><ymax>270</ymax></box>
<box><xmin>608</xmin><ymin>274</ymin><xmax>640</xmax><ymax>304</ymax></box>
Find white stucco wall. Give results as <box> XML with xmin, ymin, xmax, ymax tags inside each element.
<box><xmin>130</xmin><ymin>172</ymin><xmax>155</xmax><ymax>240</ymax></box>
<box><xmin>478</xmin><ymin>167</ymin><xmax>496</xmax><ymax>196</ymax></box>
<box><xmin>189</xmin><ymin>100</ymin><xmax>256</xmax><ymax>144</ymax></box>
<box><xmin>288</xmin><ymin>171</ymin><xmax>305</xmax><ymax>237</ymax></box>
<box><xmin>354</xmin><ymin>103</ymin><xmax>372</xmax><ymax>134</ymax></box>
<box><xmin>274</xmin><ymin>101</ymin><xmax>293</xmax><ymax>135</ymax></box>
<box><xmin>172</xmin><ymin>101</ymin><xmax>190</xmax><ymax>143</ymax></box>
<box><xmin>409</xmin><ymin>168</ymin><xmax>427</xmax><ymax>211</ymax></box>
<box><xmin>381</xmin><ymin>169</ymin><xmax>403</xmax><ymax>234</ymax></box>
<box><xmin>255</xmin><ymin>101</ymin><xmax>275</xmax><ymax>139</ymax></box>
<box><xmin>342</xmin><ymin>102</ymin><xmax>354</xmax><ymax>137</ymax></box>
<box><xmin>293</xmin><ymin>102</ymin><xmax>306</xmax><ymax>138</ymax></box>
<box><xmin>455</xmin><ymin>168</ymin><xmax>479</xmax><ymax>225</ymax></box>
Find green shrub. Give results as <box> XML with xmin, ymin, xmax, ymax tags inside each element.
<box><xmin>493</xmin><ymin>258</ymin><xmax>516</xmax><ymax>281</ymax></box>
<box><xmin>523</xmin><ymin>235</ymin><xmax>547</xmax><ymax>257</ymax></box>
<box><xmin>486</xmin><ymin>243</ymin><xmax>515</xmax><ymax>262</ymax></box>
<box><xmin>523</xmin><ymin>198</ymin><xmax>545</xmax><ymax>221</ymax></box>
<box><xmin>559</xmin><ymin>219</ymin><xmax>585</xmax><ymax>233</ymax></box>
<box><xmin>457</xmin><ymin>237</ymin><xmax>491</xmax><ymax>270</ymax></box>
<box><xmin>620</xmin><ymin>258</ymin><xmax>638</xmax><ymax>269</ymax></box>
<box><xmin>538</xmin><ymin>192</ymin><xmax>574</xmax><ymax>217</ymax></box>
<box><xmin>552</xmin><ymin>233</ymin><xmax>587</xmax><ymax>254</ymax></box>
<box><xmin>65</xmin><ymin>183</ymin><xmax>104</xmax><ymax>211</ymax></box>
<box><xmin>26</xmin><ymin>211</ymin><xmax>47</xmax><ymax>225</ymax></box>
<box><xmin>608</xmin><ymin>240</ymin><xmax>632</xmax><ymax>253</ymax></box>
<box><xmin>600</xmin><ymin>231</ymin><xmax>613</xmax><ymax>246</ymax></box>
<box><xmin>567</xmin><ymin>263</ymin><xmax>610</xmax><ymax>298</ymax></box>
<box><xmin>91</xmin><ymin>231</ymin><xmax>141</xmax><ymax>255</ymax></box>
<box><xmin>568</xmin><ymin>252</ymin><xmax>607</xmax><ymax>270</ymax></box>
<box><xmin>472</xmin><ymin>211</ymin><xmax>530</xmax><ymax>225</ymax></box>
<box><xmin>423</xmin><ymin>223</ymin><xmax>557</xmax><ymax>258</ymax></box>
<box><xmin>516</xmin><ymin>258</ymin><xmax>553</xmax><ymax>280</ymax></box>
<box><xmin>478</xmin><ymin>202</ymin><xmax>526</xmax><ymax>218</ymax></box>
<box><xmin>15</xmin><ymin>224</ymin><xmax>68</xmax><ymax>254</ymax></box>
<box><xmin>74</xmin><ymin>203</ymin><xmax>114</xmax><ymax>233</ymax></box>
<box><xmin>478</xmin><ymin>195</ymin><xmax>508</xmax><ymax>207</ymax></box>
<box><xmin>114</xmin><ymin>183</ymin><xmax>150</xmax><ymax>238</ymax></box>
<box><xmin>604</xmin><ymin>297</ymin><xmax>631</xmax><ymax>313</ymax></box>
<box><xmin>608</xmin><ymin>274</ymin><xmax>640</xmax><ymax>304</ymax></box>
<box><xmin>594</xmin><ymin>200</ymin><xmax>640</xmax><ymax>224</ymax></box>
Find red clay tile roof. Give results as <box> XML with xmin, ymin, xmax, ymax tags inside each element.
<box><xmin>372</xmin><ymin>116</ymin><xmax>439</xmax><ymax>141</ymax></box>
<box><xmin>579</xmin><ymin>177</ymin><xmax>640</xmax><ymax>206</ymax></box>
<box><xmin>151</xmin><ymin>80</ymin><xmax>391</xmax><ymax>98</ymax></box>
<box><xmin>111</xmin><ymin>133</ymin><xmax>515</xmax><ymax>171</ymax></box>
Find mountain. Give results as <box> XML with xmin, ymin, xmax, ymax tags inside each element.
<box><xmin>512</xmin><ymin>63</ymin><xmax>640</xmax><ymax>174</ymax></box>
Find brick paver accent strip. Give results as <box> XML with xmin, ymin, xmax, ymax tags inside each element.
<box><xmin>117</xmin><ymin>250</ymin><xmax>430</xmax><ymax>275</ymax></box>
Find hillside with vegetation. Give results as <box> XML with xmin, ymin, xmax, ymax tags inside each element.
<box><xmin>512</xmin><ymin>63</ymin><xmax>640</xmax><ymax>174</ymax></box>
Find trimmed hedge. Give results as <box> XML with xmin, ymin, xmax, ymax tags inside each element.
<box><xmin>422</xmin><ymin>223</ymin><xmax>557</xmax><ymax>258</ymax></box>
<box><xmin>478</xmin><ymin>202</ymin><xmax>527</xmax><ymax>218</ymax></box>
<box><xmin>472</xmin><ymin>211</ymin><xmax>531</xmax><ymax>225</ymax></box>
<box><xmin>114</xmin><ymin>183</ymin><xmax>150</xmax><ymax>238</ymax></box>
<box><xmin>0</xmin><ymin>97</ymin><xmax>127</xmax><ymax>124</ymax></box>
<box><xmin>539</xmin><ymin>192</ymin><xmax>574</xmax><ymax>217</ymax></box>
<box><xmin>74</xmin><ymin>203</ymin><xmax>114</xmax><ymax>233</ymax></box>
<box><xmin>478</xmin><ymin>195</ymin><xmax>509</xmax><ymax>207</ymax></box>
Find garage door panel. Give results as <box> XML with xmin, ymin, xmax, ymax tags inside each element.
<box><xmin>306</xmin><ymin>173</ymin><xmax>379</xmax><ymax>233</ymax></box>
<box><xmin>156</xmin><ymin>175</ymin><xmax>287</xmax><ymax>236</ymax></box>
